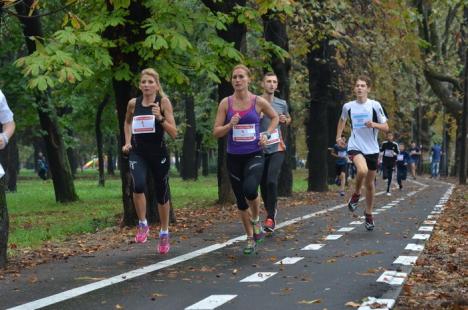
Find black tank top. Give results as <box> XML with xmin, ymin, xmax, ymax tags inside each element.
<box><xmin>131</xmin><ymin>95</ymin><xmax>166</xmax><ymax>154</ymax></box>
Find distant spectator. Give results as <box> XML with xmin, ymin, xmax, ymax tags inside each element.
<box><xmin>408</xmin><ymin>141</ymin><xmax>421</xmax><ymax>179</ymax></box>
<box><xmin>430</xmin><ymin>143</ymin><xmax>442</xmax><ymax>178</ymax></box>
<box><xmin>37</xmin><ymin>152</ymin><xmax>48</xmax><ymax>180</ymax></box>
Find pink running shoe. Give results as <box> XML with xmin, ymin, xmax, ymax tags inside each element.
<box><xmin>134</xmin><ymin>224</ymin><xmax>149</xmax><ymax>243</ymax></box>
<box><xmin>158</xmin><ymin>233</ymin><xmax>170</xmax><ymax>254</ymax></box>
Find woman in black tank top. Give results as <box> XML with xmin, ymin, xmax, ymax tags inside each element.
<box><xmin>122</xmin><ymin>68</ymin><xmax>177</xmax><ymax>254</ymax></box>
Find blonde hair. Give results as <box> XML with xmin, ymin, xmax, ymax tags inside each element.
<box><xmin>140</xmin><ymin>68</ymin><xmax>167</xmax><ymax>98</ymax></box>
<box><xmin>231</xmin><ymin>64</ymin><xmax>251</xmax><ymax>78</ymax></box>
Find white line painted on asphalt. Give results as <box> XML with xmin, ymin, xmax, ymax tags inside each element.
<box><xmin>185</xmin><ymin>295</ymin><xmax>237</xmax><ymax>310</ymax></box>
<box><xmin>4</xmin><ymin>190</ymin><xmax>389</xmax><ymax>310</ymax></box>
<box><xmin>359</xmin><ymin>297</ymin><xmax>395</xmax><ymax>310</ymax></box>
<box><xmin>423</xmin><ymin>220</ymin><xmax>436</xmax><ymax>225</ymax></box>
<box><xmin>350</xmin><ymin>221</ymin><xmax>364</xmax><ymax>225</ymax></box>
<box><xmin>427</xmin><ymin>215</ymin><xmax>438</xmax><ymax>219</ymax></box>
<box><xmin>375</xmin><ymin>208</ymin><xmax>386</xmax><ymax>212</ymax></box>
<box><xmin>393</xmin><ymin>256</ymin><xmax>418</xmax><ymax>265</ymax></box>
<box><xmin>373</xmin><ymin>211</ymin><xmax>381</xmax><ymax>215</ymax></box>
<box><xmin>435</xmin><ymin>204</ymin><xmax>444</xmax><ymax>207</ymax></box>
<box><xmin>325</xmin><ymin>234</ymin><xmax>342</xmax><ymax>240</ymax></box>
<box><xmin>431</xmin><ymin>210</ymin><xmax>442</xmax><ymax>214</ymax></box>
<box><xmin>405</xmin><ymin>244</ymin><xmax>425</xmax><ymax>251</ymax></box>
<box><xmin>275</xmin><ymin>257</ymin><xmax>304</xmax><ymax>265</ymax></box>
<box><xmin>412</xmin><ymin>234</ymin><xmax>431</xmax><ymax>240</ymax></box>
<box><xmin>377</xmin><ymin>271</ymin><xmax>407</xmax><ymax>285</ymax></box>
<box><xmin>418</xmin><ymin>226</ymin><xmax>434</xmax><ymax>232</ymax></box>
<box><xmin>240</xmin><ymin>272</ymin><xmax>277</xmax><ymax>282</ymax></box>
<box><xmin>337</xmin><ymin>227</ymin><xmax>355</xmax><ymax>232</ymax></box>
<box><xmin>301</xmin><ymin>244</ymin><xmax>325</xmax><ymax>251</ymax></box>
<box><xmin>381</xmin><ymin>206</ymin><xmax>393</xmax><ymax>209</ymax></box>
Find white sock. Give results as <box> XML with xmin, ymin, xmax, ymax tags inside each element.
<box><xmin>160</xmin><ymin>229</ymin><xmax>169</xmax><ymax>235</ymax></box>
<box><xmin>139</xmin><ymin>219</ymin><xmax>148</xmax><ymax>226</ymax></box>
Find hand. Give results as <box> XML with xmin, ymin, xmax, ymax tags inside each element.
<box><xmin>230</xmin><ymin>113</ymin><xmax>241</xmax><ymax>127</ymax></box>
<box><xmin>279</xmin><ymin>114</ymin><xmax>287</xmax><ymax>124</ymax></box>
<box><xmin>122</xmin><ymin>143</ymin><xmax>132</xmax><ymax>154</ymax></box>
<box><xmin>150</xmin><ymin>103</ymin><xmax>162</xmax><ymax>120</ymax></box>
<box><xmin>336</xmin><ymin>137</ymin><xmax>345</xmax><ymax>147</ymax></box>
<box><xmin>259</xmin><ymin>133</ymin><xmax>268</xmax><ymax>146</ymax></box>
<box><xmin>365</xmin><ymin>121</ymin><xmax>374</xmax><ymax>128</ymax></box>
<box><xmin>0</xmin><ymin>137</ymin><xmax>6</xmax><ymax>150</ymax></box>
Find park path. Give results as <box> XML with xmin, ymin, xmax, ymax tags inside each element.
<box><xmin>0</xmin><ymin>178</ymin><xmax>453</xmax><ymax>310</ymax></box>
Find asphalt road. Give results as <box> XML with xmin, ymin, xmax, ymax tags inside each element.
<box><xmin>0</xmin><ymin>178</ymin><xmax>453</xmax><ymax>310</ymax></box>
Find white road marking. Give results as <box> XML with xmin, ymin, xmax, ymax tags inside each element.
<box><xmin>381</xmin><ymin>206</ymin><xmax>393</xmax><ymax>209</ymax></box>
<box><xmin>359</xmin><ymin>297</ymin><xmax>395</xmax><ymax>310</ymax></box>
<box><xmin>405</xmin><ymin>244</ymin><xmax>425</xmax><ymax>251</ymax></box>
<box><xmin>373</xmin><ymin>211</ymin><xmax>381</xmax><ymax>215</ymax></box>
<box><xmin>427</xmin><ymin>215</ymin><xmax>438</xmax><ymax>219</ymax></box>
<box><xmin>418</xmin><ymin>226</ymin><xmax>434</xmax><ymax>232</ymax></box>
<box><xmin>412</xmin><ymin>234</ymin><xmax>431</xmax><ymax>240</ymax></box>
<box><xmin>275</xmin><ymin>257</ymin><xmax>304</xmax><ymax>265</ymax></box>
<box><xmin>350</xmin><ymin>221</ymin><xmax>364</xmax><ymax>225</ymax></box>
<box><xmin>431</xmin><ymin>211</ymin><xmax>442</xmax><ymax>214</ymax></box>
<box><xmin>240</xmin><ymin>272</ymin><xmax>277</xmax><ymax>282</ymax></box>
<box><xmin>393</xmin><ymin>256</ymin><xmax>418</xmax><ymax>265</ymax></box>
<box><xmin>423</xmin><ymin>220</ymin><xmax>436</xmax><ymax>225</ymax></box>
<box><xmin>377</xmin><ymin>271</ymin><xmax>407</xmax><ymax>285</ymax></box>
<box><xmin>325</xmin><ymin>234</ymin><xmax>342</xmax><ymax>240</ymax></box>
<box><xmin>301</xmin><ymin>244</ymin><xmax>325</xmax><ymax>251</ymax></box>
<box><xmin>375</xmin><ymin>208</ymin><xmax>386</xmax><ymax>212</ymax></box>
<box><xmin>185</xmin><ymin>295</ymin><xmax>237</xmax><ymax>310</ymax></box>
<box><xmin>337</xmin><ymin>227</ymin><xmax>355</xmax><ymax>232</ymax></box>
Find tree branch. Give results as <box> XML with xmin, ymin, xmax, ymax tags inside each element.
<box><xmin>425</xmin><ymin>68</ymin><xmax>462</xmax><ymax>92</ymax></box>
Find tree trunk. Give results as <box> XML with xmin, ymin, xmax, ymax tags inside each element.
<box><xmin>96</xmin><ymin>95</ymin><xmax>110</xmax><ymax>186</ymax></box>
<box><xmin>0</xmin><ymin>141</ymin><xmax>9</xmax><ymax>268</ymax></box>
<box><xmin>263</xmin><ymin>11</ymin><xmax>293</xmax><ymax>196</ymax></box>
<box><xmin>107</xmin><ymin>135</ymin><xmax>116</xmax><ymax>176</ymax></box>
<box><xmin>202</xmin><ymin>148</ymin><xmax>209</xmax><ymax>176</ymax></box>
<box><xmin>15</xmin><ymin>1</ymin><xmax>78</xmax><ymax>202</ymax></box>
<box><xmin>6</xmin><ymin>135</ymin><xmax>18</xmax><ymax>192</ymax></box>
<box><xmin>180</xmin><ymin>95</ymin><xmax>198</xmax><ymax>180</ymax></box>
<box><xmin>460</xmin><ymin>8</ymin><xmax>468</xmax><ymax>183</ymax></box>
<box><xmin>306</xmin><ymin>41</ymin><xmax>331</xmax><ymax>192</ymax></box>
<box><xmin>202</xmin><ymin>0</ymin><xmax>246</xmax><ymax>204</ymax></box>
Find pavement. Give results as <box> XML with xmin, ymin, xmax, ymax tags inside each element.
<box><xmin>0</xmin><ymin>177</ymin><xmax>454</xmax><ymax>310</ymax></box>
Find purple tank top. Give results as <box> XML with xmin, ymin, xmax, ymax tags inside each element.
<box><xmin>226</xmin><ymin>95</ymin><xmax>261</xmax><ymax>154</ymax></box>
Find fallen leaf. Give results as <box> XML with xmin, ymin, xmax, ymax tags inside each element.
<box><xmin>345</xmin><ymin>301</ymin><xmax>360</xmax><ymax>308</ymax></box>
<box><xmin>298</xmin><ymin>299</ymin><xmax>321</xmax><ymax>304</ymax></box>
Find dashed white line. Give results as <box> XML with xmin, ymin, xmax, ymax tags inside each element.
<box><xmin>325</xmin><ymin>234</ymin><xmax>343</xmax><ymax>240</ymax></box>
<box><xmin>393</xmin><ymin>256</ymin><xmax>418</xmax><ymax>266</ymax></box>
<box><xmin>359</xmin><ymin>297</ymin><xmax>395</xmax><ymax>310</ymax></box>
<box><xmin>275</xmin><ymin>257</ymin><xmax>304</xmax><ymax>265</ymax></box>
<box><xmin>337</xmin><ymin>227</ymin><xmax>355</xmax><ymax>232</ymax></box>
<box><xmin>301</xmin><ymin>244</ymin><xmax>325</xmax><ymax>251</ymax></box>
<box><xmin>423</xmin><ymin>220</ymin><xmax>436</xmax><ymax>225</ymax></box>
<box><xmin>377</xmin><ymin>271</ymin><xmax>407</xmax><ymax>285</ymax></box>
<box><xmin>412</xmin><ymin>234</ymin><xmax>431</xmax><ymax>240</ymax></box>
<box><xmin>185</xmin><ymin>295</ymin><xmax>237</xmax><ymax>310</ymax></box>
<box><xmin>240</xmin><ymin>272</ymin><xmax>277</xmax><ymax>282</ymax></box>
<box><xmin>418</xmin><ymin>226</ymin><xmax>434</xmax><ymax>232</ymax></box>
<box><xmin>350</xmin><ymin>221</ymin><xmax>364</xmax><ymax>225</ymax></box>
<box><xmin>405</xmin><ymin>244</ymin><xmax>424</xmax><ymax>251</ymax></box>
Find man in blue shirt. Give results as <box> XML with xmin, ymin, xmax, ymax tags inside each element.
<box><xmin>430</xmin><ymin>143</ymin><xmax>442</xmax><ymax>178</ymax></box>
<box><xmin>330</xmin><ymin>135</ymin><xmax>348</xmax><ymax>196</ymax></box>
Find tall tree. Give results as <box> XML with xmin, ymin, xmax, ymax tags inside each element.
<box><xmin>14</xmin><ymin>0</ymin><xmax>78</xmax><ymax>202</ymax></box>
<box><xmin>180</xmin><ymin>94</ymin><xmax>198</xmax><ymax>180</ymax></box>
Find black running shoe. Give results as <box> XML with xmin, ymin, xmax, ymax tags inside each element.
<box><xmin>348</xmin><ymin>193</ymin><xmax>361</xmax><ymax>212</ymax></box>
<box><xmin>364</xmin><ymin>212</ymin><xmax>375</xmax><ymax>231</ymax></box>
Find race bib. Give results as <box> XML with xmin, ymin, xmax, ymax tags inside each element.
<box><xmin>397</xmin><ymin>154</ymin><xmax>404</xmax><ymax>161</ymax></box>
<box><xmin>0</xmin><ymin>163</ymin><xmax>4</xmax><ymax>179</ymax></box>
<box><xmin>351</xmin><ymin>112</ymin><xmax>371</xmax><ymax>129</ymax></box>
<box><xmin>384</xmin><ymin>149</ymin><xmax>394</xmax><ymax>157</ymax></box>
<box><xmin>266</xmin><ymin>128</ymin><xmax>280</xmax><ymax>145</ymax></box>
<box><xmin>233</xmin><ymin>124</ymin><xmax>256</xmax><ymax>142</ymax></box>
<box><xmin>132</xmin><ymin>115</ymin><xmax>155</xmax><ymax>134</ymax></box>
<box><xmin>338</xmin><ymin>151</ymin><xmax>347</xmax><ymax>158</ymax></box>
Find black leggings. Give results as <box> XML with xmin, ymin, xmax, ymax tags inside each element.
<box><xmin>383</xmin><ymin>164</ymin><xmax>394</xmax><ymax>192</ymax></box>
<box><xmin>260</xmin><ymin>151</ymin><xmax>284</xmax><ymax>219</ymax></box>
<box><xmin>129</xmin><ymin>151</ymin><xmax>170</xmax><ymax>204</ymax></box>
<box><xmin>397</xmin><ymin>166</ymin><xmax>407</xmax><ymax>188</ymax></box>
<box><xmin>227</xmin><ymin>152</ymin><xmax>264</xmax><ymax>211</ymax></box>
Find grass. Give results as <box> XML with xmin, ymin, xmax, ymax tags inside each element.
<box><xmin>6</xmin><ymin>168</ymin><xmax>310</xmax><ymax>251</ymax></box>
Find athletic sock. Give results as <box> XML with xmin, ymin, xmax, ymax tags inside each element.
<box><xmin>160</xmin><ymin>229</ymin><xmax>169</xmax><ymax>235</ymax></box>
<box><xmin>139</xmin><ymin>219</ymin><xmax>148</xmax><ymax>226</ymax></box>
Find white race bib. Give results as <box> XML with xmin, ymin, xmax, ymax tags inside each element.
<box><xmin>338</xmin><ymin>151</ymin><xmax>347</xmax><ymax>158</ymax></box>
<box><xmin>233</xmin><ymin>124</ymin><xmax>256</xmax><ymax>142</ymax></box>
<box><xmin>266</xmin><ymin>128</ymin><xmax>280</xmax><ymax>145</ymax></box>
<box><xmin>351</xmin><ymin>112</ymin><xmax>371</xmax><ymax>129</ymax></box>
<box><xmin>0</xmin><ymin>163</ymin><xmax>4</xmax><ymax>179</ymax></box>
<box><xmin>397</xmin><ymin>154</ymin><xmax>404</xmax><ymax>161</ymax></box>
<box><xmin>384</xmin><ymin>149</ymin><xmax>394</xmax><ymax>157</ymax></box>
<box><xmin>132</xmin><ymin>115</ymin><xmax>155</xmax><ymax>134</ymax></box>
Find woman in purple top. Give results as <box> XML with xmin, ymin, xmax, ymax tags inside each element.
<box><xmin>213</xmin><ymin>64</ymin><xmax>279</xmax><ymax>255</ymax></box>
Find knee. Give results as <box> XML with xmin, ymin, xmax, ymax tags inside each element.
<box><xmin>357</xmin><ymin>168</ymin><xmax>368</xmax><ymax>178</ymax></box>
<box><xmin>133</xmin><ymin>182</ymin><xmax>145</xmax><ymax>194</ymax></box>
<box><xmin>243</xmin><ymin>184</ymin><xmax>259</xmax><ymax>201</ymax></box>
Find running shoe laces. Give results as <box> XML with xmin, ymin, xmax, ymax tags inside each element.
<box><xmin>158</xmin><ymin>232</ymin><xmax>170</xmax><ymax>254</ymax></box>
<box><xmin>263</xmin><ymin>218</ymin><xmax>276</xmax><ymax>233</ymax></box>
<box><xmin>243</xmin><ymin>237</ymin><xmax>256</xmax><ymax>255</ymax></box>
<box><xmin>134</xmin><ymin>224</ymin><xmax>149</xmax><ymax>243</ymax></box>
<box><xmin>348</xmin><ymin>193</ymin><xmax>360</xmax><ymax>212</ymax></box>
<box><xmin>251</xmin><ymin>219</ymin><xmax>265</xmax><ymax>243</ymax></box>
<box><xmin>364</xmin><ymin>213</ymin><xmax>375</xmax><ymax>231</ymax></box>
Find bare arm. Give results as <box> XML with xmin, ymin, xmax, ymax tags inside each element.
<box><xmin>335</xmin><ymin>117</ymin><xmax>346</xmax><ymax>147</ymax></box>
<box><xmin>122</xmin><ymin>99</ymin><xmax>135</xmax><ymax>154</ymax></box>
<box><xmin>158</xmin><ymin>97</ymin><xmax>177</xmax><ymax>139</ymax></box>
<box><xmin>0</xmin><ymin>121</ymin><xmax>15</xmax><ymax>150</ymax></box>
<box><xmin>257</xmin><ymin>97</ymin><xmax>279</xmax><ymax>134</ymax></box>
<box><xmin>366</xmin><ymin>121</ymin><xmax>389</xmax><ymax>132</ymax></box>
<box><xmin>213</xmin><ymin>98</ymin><xmax>234</xmax><ymax>138</ymax></box>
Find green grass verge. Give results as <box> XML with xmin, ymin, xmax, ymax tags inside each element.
<box><xmin>7</xmin><ymin>168</ymin><xmax>310</xmax><ymax>251</ymax></box>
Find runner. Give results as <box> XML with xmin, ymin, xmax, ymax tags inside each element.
<box><xmin>330</xmin><ymin>135</ymin><xmax>348</xmax><ymax>196</ymax></box>
<box><xmin>408</xmin><ymin>141</ymin><xmax>421</xmax><ymax>179</ymax></box>
<box><xmin>259</xmin><ymin>72</ymin><xmax>291</xmax><ymax>233</ymax></box>
<box><xmin>122</xmin><ymin>68</ymin><xmax>178</xmax><ymax>254</ymax></box>
<box><xmin>380</xmin><ymin>132</ymin><xmax>399</xmax><ymax>196</ymax></box>
<box><xmin>335</xmin><ymin>75</ymin><xmax>389</xmax><ymax>231</ymax></box>
<box><xmin>213</xmin><ymin>64</ymin><xmax>279</xmax><ymax>254</ymax></box>
<box><xmin>0</xmin><ymin>89</ymin><xmax>15</xmax><ymax>154</ymax></box>
<box><xmin>430</xmin><ymin>142</ymin><xmax>442</xmax><ymax>178</ymax></box>
<box><xmin>396</xmin><ymin>142</ymin><xmax>410</xmax><ymax>190</ymax></box>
